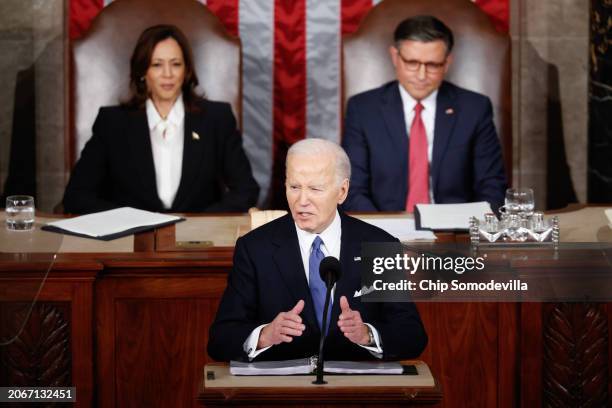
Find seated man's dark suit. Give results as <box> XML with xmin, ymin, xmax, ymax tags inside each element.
<box><xmin>63</xmin><ymin>100</ymin><xmax>259</xmax><ymax>214</ymax></box>
<box><xmin>342</xmin><ymin>81</ymin><xmax>507</xmax><ymax>211</ymax></box>
<box><xmin>207</xmin><ymin>212</ymin><xmax>428</xmax><ymax>362</ymax></box>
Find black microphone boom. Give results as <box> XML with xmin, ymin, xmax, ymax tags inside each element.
<box><xmin>313</xmin><ymin>256</ymin><xmax>342</xmax><ymax>385</ymax></box>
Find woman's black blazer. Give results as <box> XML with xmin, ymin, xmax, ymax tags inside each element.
<box><xmin>63</xmin><ymin>99</ymin><xmax>259</xmax><ymax>214</ymax></box>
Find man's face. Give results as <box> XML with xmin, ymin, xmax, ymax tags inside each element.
<box><xmin>285</xmin><ymin>153</ymin><xmax>349</xmax><ymax>234</ymax></box>
<box><xmin>390</xmin><ymin>39</ymin><xmax>452</xmax><ymax>100</ymax></box>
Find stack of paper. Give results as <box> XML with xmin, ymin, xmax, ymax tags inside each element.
<box><xmin>42</xmin><ymin>207</ymin><xmax>184</xmax><ymax>240</ymax></box>
<box><xmin>324</xmin><ymin>361</ymin><xmax>404</xmax><ymax>374</ymax></box>
<box><xmin>605</xmin><ymin>208</ymin><xmax>612</xmax><ymax>229</ymax></box>
<box><xmin>415</xmin><ymin>202</ymin><xmax>493</xmax><ymax>231</ymax></box>
<box><xmin>230</xmin><ymin>359</ymin><xmax>312</xmax><ymax>375</ymax></box>
<box><xmin>361</xmin><ymin>218</ymin><xmax>436</xmax><ymax>241</ymax></box>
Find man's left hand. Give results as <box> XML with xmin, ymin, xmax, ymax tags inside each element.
<box><xmin>338</xmin><ymin>295</ymin><xmax>370</xmax><ymax>345</ymax></box>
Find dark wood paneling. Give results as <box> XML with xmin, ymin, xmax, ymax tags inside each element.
<box><xmin>96</xmin><ymin>273</ymin><xmax>226</xmax><ymax>408</ymax></box>
<box><xmin>96</xmin><ymin>276</ymin><xmax>117</xmax><ymax>408</ymax></box>
<box><xmin>497</xmin><ymin>302</ymin><xmax>519</xmax><ymax>408</ymax></box>
<box><xmin>543</xmin><ymin>303</ymin><xmax>609</xmax><ymax>407</ymax></box>
<box><xmin>115</xmin><ymin>299</ymin><xmax>199</xmax><ymax>407</ymax></box>
<box><xmin>520</xmin><ymin>302</ymin><xmax>611</xmax><ymax>407</ymax></box>
<box><xmin>417</xmin><ymin>303</ymin><xmax>500</xmax><ymax>408</ymax></box>
<box><xmin>521</xmin><ymin>302</ymin><xmax>542</xmax><ymax>407</ymax></box>
<box><xmin>2</xmin><ymin>247</ymin><xmax>611</xmax><ymax>407</ymax></box>
<box><xmin>0</xmin><ymin>266</ymin><xmax>98</xmax><ymax>408</ymax></box>
<box><xmin>90</xmin><ymin>259</ymin><xmax>612</xmax><ymax>407</ymax></box>
<box><xmin>0</xmin><ymin>302</ymin><xmax>71</xmax><ymax>387</ymax></box>
<box><xmin>71</xmin><ymin>278</ymin><xmax>95</xmax><ymax>403</ymax></box>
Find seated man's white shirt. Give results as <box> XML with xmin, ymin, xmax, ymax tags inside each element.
<box><xmin>244</xmin><ymin>210</ymin><xmax>383</xmax><ymax>359</ymax></box>
<box><xmin>146</xmin><ymin>96</ymin><xmax>185</xmax><ymax>209</ymax></box>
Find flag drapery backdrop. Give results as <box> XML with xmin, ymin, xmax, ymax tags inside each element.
<box><xmin>69</xmin><ymin>0</ymin><xmax>508</xmax><ymax>205</ymax></box>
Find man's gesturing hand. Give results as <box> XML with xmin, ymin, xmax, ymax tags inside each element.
<box><xmin>337</xmin><ymin>296</ymin><xmax>370</xmax><ymax>345</ymax></box>
<box><xmin>258</xmin><ymin>300</ymin><xmax>306</xmax><ymax>349</ymax></box>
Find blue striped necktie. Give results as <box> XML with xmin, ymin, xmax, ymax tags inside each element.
<box><xmin>309</xmin><ymin>236</ymin><xmax>331</xmax><ymax>332</ymax></box>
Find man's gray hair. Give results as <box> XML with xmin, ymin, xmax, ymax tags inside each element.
<box><xmin>286</xmin><ymin>138</ymin><xmax>351</xmax><ymax>185</ymax></box>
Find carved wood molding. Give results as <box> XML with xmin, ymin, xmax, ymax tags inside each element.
<box><xmin>0</xmin><ymin>302</ymin><xmax>71</xmax><ymax>387</ymax></box>
<box><xmin>543</xmin><ymin>303</ymin><xmax>609</xmax><ymax>407</ymax></box>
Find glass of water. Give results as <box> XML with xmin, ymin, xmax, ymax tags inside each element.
<box><xmin>502</xmin><ymin>188</ymin><xmax>534</xmax><ymax>217</ymax></box>
<box><xmin>5</xmin><ymin>195</ymin><xmax>35</xmax><ymax>231</ymax></box>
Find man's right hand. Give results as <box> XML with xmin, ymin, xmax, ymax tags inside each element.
<box><xmin>258</xmin><ymin>300</ymin><xmax>306</xmax><ymax>349</ymax></box>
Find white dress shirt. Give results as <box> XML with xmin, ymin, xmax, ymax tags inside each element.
<box><xmin>146</xmin><ymin>97</ymin><xmax>185</xmax><ymax>209</ymax></box>
<box><xmin>398</xmin><ymin>84</ymin><xmax>438</xmax><ymax>202</ymax></box>
<box><xmin>244</xmin><ymin>211</ymin><xmax>383</xmax><ymax>359</ymax></box>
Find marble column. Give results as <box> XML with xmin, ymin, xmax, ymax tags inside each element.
<box><xmin>512</xmin><ymin>0</ymin><xmax>587</xmax><ymax>210</ymax></box>
<box><xmin>587</xmin><ymin>0</ymin><xmax>612</xmax><ymax>202</ymax></box>
<box><xmin>0</xmin><ymin>0</ymin><xmax>64</xmax><ymax>212</ymax></box>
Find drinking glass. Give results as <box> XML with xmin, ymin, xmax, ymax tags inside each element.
<box><xmin>5</xmin><ymin>195</ymin><xmax>35</xmax><ymax>231</ymax></box>
<box><xmin>502</xmin><ymin>188</ymin><xmax>534</xmax><ymax>217</ymax></box>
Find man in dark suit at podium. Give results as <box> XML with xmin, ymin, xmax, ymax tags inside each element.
<box><xmin>208</xmin><ymin>138</ymin><xmax>427</xmax><ymax>362</ymax></box>
<box><xmin>342</xmin><ymin>15</ymin><xmax>506</xmax><ymax>212</ymax></box>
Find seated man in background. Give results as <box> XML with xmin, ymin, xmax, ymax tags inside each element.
<box><xmin>63</xmin><ymin>25</ymin><xmax>258</xmax><ymax>214</ymax></box>
<box><xmin>208</xmin><ymin>138</ymin><xmax>427</xmax><ymax>362</ymax></box>
<box><xmin>342</xmin><ymin>15</ymin><xmax>506</xmax><ymax>212</ymax></box>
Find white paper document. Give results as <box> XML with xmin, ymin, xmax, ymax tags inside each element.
<box><xmin>360</xmin><ymin>218</ymin><xmax>436</xmax><ymax>241</ymax></box>
<box><xmin>43</xmin><ymin>207</ymin><xmax>183</xmax><ymax>240</ymax></box>
<box><xmin>416</xmin><ymin>202</ymin><xmax>493</xmax><ymax>230</ymax></box>
<box><xmin>229</xmin><ymin>359</ymin><xmax>404</xmax><ymax>376</ymax></box>
<box><xmin>324</xmin><ymin>360</ymin><xmax>404</xmax><ymax>374</ymax></box>
<box><xmin>230</xmin><ymin>359</ymin><xmax>312</xmax><ymax>375</ymax></box>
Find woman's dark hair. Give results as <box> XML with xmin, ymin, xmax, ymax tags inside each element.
<box><xmin>393</xmin><ymin>15</ymin><xmax>454</xmax><ymax>55</ymax></box>
<box><xmin>124</xmin><ymin>24</ymin><xmax>203</xmax><ymax>111</ymax></box>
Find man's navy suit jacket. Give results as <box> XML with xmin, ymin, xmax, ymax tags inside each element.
<box><xmin>63</xmin><ymin>100</ymin><xmax>259</xmax><ymax>214</ymax></box>
<box><xmin>207</xmin><ymin>212</ymin><xmax>428</xmax><ymax>362</ymax></box>
<box><xmin>342</xmin><ymin>81</ymin><xmax>507</xmax><ymax>211</ymax></box>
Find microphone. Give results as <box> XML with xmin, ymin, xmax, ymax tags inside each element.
<box><xmin>313</xmin><ymin>256</ymin><xmax>342</xmax><ymax>385</ymax></box>
<box><xmin>319</xmin><ymin>256</ymin><xmax>342</xmax><ymax>289</ymax></box>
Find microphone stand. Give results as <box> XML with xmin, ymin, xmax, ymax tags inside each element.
<box><xmin>312</xmin><ymin>277</ymin><xmax>333</xmax><ymax>385</ymax></box>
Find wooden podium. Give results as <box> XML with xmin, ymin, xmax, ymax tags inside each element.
<box><xmin>198</xmin><ymin>361</ymin><xmax>442</xmax><ymax>406</ymax></box>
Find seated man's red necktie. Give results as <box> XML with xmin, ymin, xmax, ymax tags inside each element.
<box><xmin>406</xmin><ymin>102</ymin><xmax>430</xmax><ymax>212</ymax></box>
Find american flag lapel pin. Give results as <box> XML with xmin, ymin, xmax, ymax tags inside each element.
<box><xmin>192</xmin><ymin>131</ymin><xmax>200</xmax><ymax>141</ymax></box>
<box><xmin>446</xmin><ymin>108</ymin><xmax>454</xmax><ymax>115</ymax></box>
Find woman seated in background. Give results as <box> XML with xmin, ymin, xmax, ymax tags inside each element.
<box><xmin>63</xmin><ymin>24</ymin><xmax>259</xmax><ymax>214</ymax></box>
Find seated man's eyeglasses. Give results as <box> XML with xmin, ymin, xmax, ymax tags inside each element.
<box><xmin>395</xmin><ymin>49</ymin><xmax>447</xmax><ymax>74</ymax></box>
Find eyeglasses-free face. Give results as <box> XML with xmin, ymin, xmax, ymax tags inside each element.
<box><xmin>145</xmin><ymin>37</ymin><xmax>186</xmax><ymax>108</ymax></box>
<box><xmin>390</xmin><ymin>39</ymin><xmax>452</xmax><ymax>101</ymax></box>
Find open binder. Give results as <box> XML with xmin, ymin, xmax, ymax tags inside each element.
<box><xmin>229</xmin><ymin>358</ymin><xmax>415</xmax><ymax>376</ymax></box>
<box><xmin>42</xmin><ymin>207</ymin><xmax>184</xmax><ymax>241</ymax></box>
